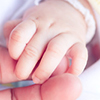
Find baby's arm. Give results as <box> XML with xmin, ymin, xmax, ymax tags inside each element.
<box><xmin>4</xmin><ymin>0</ymin><xmax>96</xmax><ymax>84</ymax></box>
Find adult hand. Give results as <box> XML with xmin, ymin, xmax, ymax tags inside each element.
<box><xmin>0</xmin><ymin>46</ymin><xmax>82</xmax><ymax>100</ymax></box>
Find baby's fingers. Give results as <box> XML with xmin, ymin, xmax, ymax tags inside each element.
<box><xmin>67</xmin><ymin>43</ymin><xmax>88</xmax><ymax>76</ymax></box>
<box><xmin>8</xmin><ymin>20</ymin><xmax>36</xmax><ymax>59</ymax></box>
<box><xmin>32</xmin><ymin>33</ymin><xmax>78</xmax><ymax>84</ymax></box>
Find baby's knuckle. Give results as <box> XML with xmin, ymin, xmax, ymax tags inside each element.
<box><xmin>11</xmin><ymin>30</ymin><xmax>23</xmax><ymax>43</ymax></box>
<box><xmin>24</xmin><ymin>45</ymin><xmax>38</xmax><ymax>58</ymax></box>
<box><xmin>48</xmin><ymin>46</ymin><xmax>57</xmax><ymax>54</ymax></box>
<box><xmin>37</xmin><ymin>69</ymin><xmax>50</xmax><ymax>80</ymax></box>
<box><xmin>73</xmin><ymin>68</ymin><xmax>82</xmax><ymax>76</ymax></box>
<box><xmin>48</xmin><ymin>42</ymin><xmax>62</xmax><ymax>57</ymax></box>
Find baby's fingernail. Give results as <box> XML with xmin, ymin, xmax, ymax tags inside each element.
<box><xmin>32</xmin><ymin>75</ymin><xmax>41</xmax><ymax>84</ymax></box>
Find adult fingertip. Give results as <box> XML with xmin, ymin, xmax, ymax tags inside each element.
<box><xmin>41</xmin><ymin>73</ymin><xmax>82</xmax><ymax>100</ymax></box>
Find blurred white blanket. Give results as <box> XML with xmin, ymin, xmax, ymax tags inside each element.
<box><xmin>78</xmin><ymin>9</ymin><xmax>100</xmax><ymax>100</ymax></box>
<box><xmin>78</xmin><ymin>60</ymin><xmax>100</xmax><ymax>100</ymax></box>
<box><xmin>0</xmin><ymin>0</ymin><xmax>100</xmax><ymax>99</ymax></box>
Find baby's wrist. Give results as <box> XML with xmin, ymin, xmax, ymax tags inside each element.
<box><xmin>44</xmin><ymin>0</ymin><xmax>95</xmax><ymax>20</ymax></box>
<box><xmin>46</xmin><ymin>0</ymin><xmax>95</xmax><ymax>17</ymax></box>
<box><xmin>78</xmin><ymin>0</ymin><xmax>96</xmax><ymax>22</ymax></box>
<box><xmin>66</xmin><ymin>0</ymin><xmax>96</xmax><ymax>43</ymax></box>
<box><xmin>46</xmin><ymin>0</ymin><xmax>96</xmax><ymax>43</ymax></box>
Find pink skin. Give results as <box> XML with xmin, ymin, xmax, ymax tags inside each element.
<box><xmin>0</xmin><ymin>46</ymin><xmax>82</xmax><ymax>100</ymax></box>
<box><xmin>4</xmin><ymin>0</ymin><xmax>88</xmax><ymax>84</ymax></box>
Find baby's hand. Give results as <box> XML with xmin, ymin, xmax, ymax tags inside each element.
<box><xmin>4</xmin><ymin>0</ymin><xmax>88</xmax><ymax>83</ymax></box>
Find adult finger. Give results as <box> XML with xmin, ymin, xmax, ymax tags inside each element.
<box><xmin>0</xmin><ymin>90</ymin><xmax>11</xmax><ymax>100</ymax></box>
<box><xmin>12</xmin><ymin>85</ymin><xmax>41</xmax><ymax>100</ymax></box>
<box><xmin>52</xmin><ymin>55</ymin><xmax>69</xmax><ymax>76</ymax></box>
<box><xmin>67</xmin><ymin>43</ymin><xmax>88</xmax><ymax>76</ymax></box>
<box><xmin>12</xmin><ymin>73</ymin><xmax>82</xmax><ymax>100</ymax></box>
<box><xmin>3</xmin><ymin>19</ymin><xmax>22</xmax><ymax>46</ymax></box>
<box><xmin>8</xmin><ymin>19</ymin><xmax>36</xmax><ymax>59</ymax></box>
<box><xmin>0</xmin><ymin>47</ymin><xmax>18</xmax><ymax>83</ymax></box>
<box><xmin>32</xmin><ymin>33</ymin><xmax>79</xmax><ymax>84</ymax></box>
<box><xmin>41</xmin><ymin>73</ymin><xmax>82</xmax><ymax>100</ymax></box>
